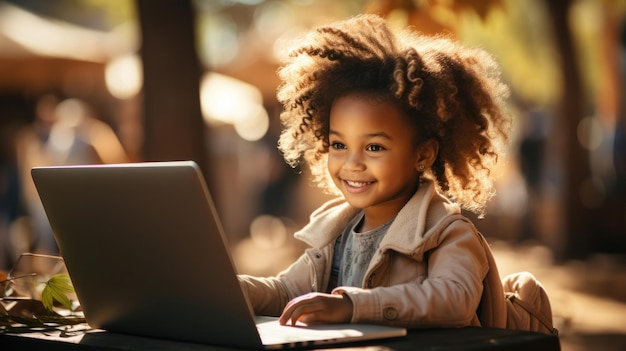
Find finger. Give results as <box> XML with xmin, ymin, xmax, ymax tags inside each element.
<box><xmin>279</xmin><ymin>300</ymin><xmax>302</xmax><ymax>325</ymax></box>
<box><xmin>279</xmin><ymin>293</ymin><xmax>317</xmax><ymax>325</ymax></box>
<box><xmin>280</xmin><ymin>299</ymin><xmax>321</xmax><ymax>326</ymax></box>
<box><xmin>286</xmin><ymin>302</ymin><xmax>314</xmax><ymax>326</ymax></box>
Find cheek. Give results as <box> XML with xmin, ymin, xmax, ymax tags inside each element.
<box><xmin>371</xmin><ymin>156</ymin><xmax>400</xmax><ymax>174</ymax></box>
<box><xmin>374</xmin><ymin>157</ymin><xmax>418</xmax><ymax>183</ymax></box>
<box><xmin>327</xmin><ymin>154</ymin><xmax>341</xmax><ymax>174</ymax></box>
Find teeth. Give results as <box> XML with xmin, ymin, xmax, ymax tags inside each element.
<box><xmin>346</xmin><ymin>180</ymin><xmax>371</xmax><ymax>187</ymax></box>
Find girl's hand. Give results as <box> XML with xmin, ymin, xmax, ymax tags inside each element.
<box><xmin>279</xmin><ymin>292</ymin><xmax>353</xmax><ymax>326</ymax></box>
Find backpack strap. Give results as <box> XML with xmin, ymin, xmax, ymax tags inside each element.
<box><xmin>505</xmin><ymin>291</ymin><xmax>559</xmax><ymax>335</ymax></box>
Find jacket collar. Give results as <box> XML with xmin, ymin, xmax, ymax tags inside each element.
<box><xmin>294</xmin><ymin>179</ymin><xmax>460</xmax><ymax>253</ymax></box>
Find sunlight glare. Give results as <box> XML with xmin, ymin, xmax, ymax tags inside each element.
<box><xmin>0</xmin><ymin>2</ymin><xmax>113</xmax><ymax>62</ymax></box>
<box><xmin>105</xmin><ymin>54</ymin><xmax>143</xmax><ymax>99</ymax></box>
<box><xmin>249</xmin><ymin>215</ymin><xmax>288</xmax><ymax>250</ymax></box>
<box><xmin>200</xmin><ymin>72</ymin><xmax>269</xmax><ymax>141</ymax></box>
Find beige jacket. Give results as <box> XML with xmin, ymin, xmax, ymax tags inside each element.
<box><xmin>239</xmin><ymin>180</ymin><xmax>507</xmax><ymax>329</ymax></box>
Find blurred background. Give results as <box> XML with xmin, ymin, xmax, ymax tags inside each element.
<box><xmin>0</xmin><ymin>0</ymin><xmax>624</xmax><ymax>349</ymax></box>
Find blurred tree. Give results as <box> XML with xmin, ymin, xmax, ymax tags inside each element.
<box><xmin>365</xmin><ymin>0</ymin><xmax>504</xmax><ymax>35</ymax></box>
<box><xmin>584</xmin><ymin>0</ymin><xmax>626</xmax><ymax>254</ymax></box>
<box><xmin>135</xmin><ymin>0</ymin><xmax>213</xmax><ymax>188</ymax></box>
<box><xmin>546</xmin><ymin>0</ymin><xmax>591</xmax><ymax>259</ymax></box>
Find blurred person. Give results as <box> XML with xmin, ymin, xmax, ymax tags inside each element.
<box><xmin>0</xmin><ymin>124</ymin><xmax>22</xmax><ymax>270</ymax></box>
<box><xmin>518</xmin><ymin>107</ymin><xmax>548</xmax><ymax>242</ymax></box>
<box><xmin>11</xmin><ymin>93</ymin><xmax>59</xmax><ymax>258</ymax></box>
<box><xmin>13</xmin><ymin>95</ymin><xmax>127</xmax><ymax>256</ymax></box>
<box><xmin>256</xmin><ymin>109</ymin><xmax>300</xmax><ymax>220</ymax></box>
<box><xmin>238</xmin><ymin>14</ymin><xmax>514</xmax><ymax>329</ymax></box>
<box><xmin>46</xmin><ymin>98</ymin><xmax>128</xmax><ymax>166</ymax></box>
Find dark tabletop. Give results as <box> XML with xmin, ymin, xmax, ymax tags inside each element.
<box><xmin>0</xmin><ymin>323</ymin><xmax>560</xmax><ymax>351</ymax></box>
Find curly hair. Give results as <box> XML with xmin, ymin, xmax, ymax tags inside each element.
<box><xmin>276</xmin><ymin>14</ymin><xmax>512</xmax><ymax>216</ymax></box>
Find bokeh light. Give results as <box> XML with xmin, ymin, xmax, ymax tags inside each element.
<box><xmin>200</xmin><ymin>71</ymin><xmax>269</xmax><ymax>141</ymax></box>
<box><xmin>105</xmin><ymin>54</ymin><xmax>143</xmax><ymax>99</ymax></box>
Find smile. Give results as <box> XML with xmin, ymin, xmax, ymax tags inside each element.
<box><xmin>342</xmin><ymin>179</ymin><xmax>374</xmax><ymax>193</ymax></box>
<box><xmin>345</xmin><ymin>180</ymin><xmax>372</xmax><ymax>187</ymax></box>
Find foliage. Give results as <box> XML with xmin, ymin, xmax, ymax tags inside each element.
<box><xmin>0</xmin><ymin>271</ymin><xmax>85</xmax><ymax>331</ymax></box>
<box><xmin>41</xmin><ymin>274</ymin><xmax>75</xmax><ymax>311</ymax></box>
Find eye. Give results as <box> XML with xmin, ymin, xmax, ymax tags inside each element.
<box><xmin>366</xmin><ymin>144</ymin><xmax>385</xmax><ymax>152</ymax></box>
<box><xmin>331</xmin><ymin>142</ymin><xmax>347</xmax><ymax>150</ymax></box>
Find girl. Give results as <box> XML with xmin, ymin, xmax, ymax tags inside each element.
<box><xmin>239</xmin><ymin>13</ymin><xmax>512</xmax><ymax>329</ymax></box>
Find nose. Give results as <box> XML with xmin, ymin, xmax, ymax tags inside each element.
<box><xmin>343</xmin><ymin>150</ymin><xmax>366</xmax><ymax>172</ymax></box>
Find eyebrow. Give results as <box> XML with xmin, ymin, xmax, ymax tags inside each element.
<box><xmin>329</xmin><ymin>129</ymin><xmax>393</xmax><ymax>140</ymax></box>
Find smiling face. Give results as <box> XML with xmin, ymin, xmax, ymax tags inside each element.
<box><xmin>327</xmin><ymin>93</ymin><xmax>433</xmax><ymax>230</ymax></box>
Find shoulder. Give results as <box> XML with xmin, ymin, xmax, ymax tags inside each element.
<box><xmin>417</xmin><ymin>181</ymin><xmax>476</xmax><ymax>241</ymax></box>
<box><xmin>381</xmin><ymin>180</ymin><xmax>465</xmax><ymax>251</ymax></box>
<box><xmin>309</xmin><ymin>197</ymin><xmax>350</xmax><ymax>217</ymax></box>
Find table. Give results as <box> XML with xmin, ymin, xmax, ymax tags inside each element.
<box><xmin>0</xmin><ymin>324</ymin><xmax>560</xmax><ymax>350</ymax></box>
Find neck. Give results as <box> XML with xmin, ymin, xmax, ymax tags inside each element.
<box><xmin>360</xmin><ymin>183</ymin><xmax>419</xmax><ymax>232</ymax></box>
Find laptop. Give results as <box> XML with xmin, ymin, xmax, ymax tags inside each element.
<box><xmin>31</xmin><ymin>161</ymin><xmax>406</xmax><ymax>349</ymax></box>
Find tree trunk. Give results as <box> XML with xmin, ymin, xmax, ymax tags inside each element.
<box><xmin>135</xmin><ymin>0</ymin><xmax>212</xmax><ymax>187</ymax></box>
<box><xmin>546</xmin><ymin>0</ymin><xmax>592</xmax><ymax>259</ymax></box>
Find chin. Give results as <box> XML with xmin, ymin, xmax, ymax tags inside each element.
<box><xmin>342</xmin><ymin>196</ymin><xmax>372</xmax><ymax>209</ymax></box>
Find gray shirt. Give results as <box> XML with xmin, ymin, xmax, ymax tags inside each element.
<box><xmin>337</xmin><ymin>211</ymin><xmax>394</xmax><ymax>287</ymax></box>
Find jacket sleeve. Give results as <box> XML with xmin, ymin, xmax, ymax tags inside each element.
<box><xmin>238</xmin><ymin>249</ymin><xmax>322</xmax><ymax>316</ymax></box>
<box><xmin>238</xmin><ymin>274</ymin><xmax>291</xmax><ymax>317</ymax></box>
<box><xmin>333</xmin><ymin>220</ymin><xmax>489</xmax><ymax>328</ymax></box>
<box><xmin>238</xmin><ymin>197</ymin><xmax>349</xmax><ymax>317</ymax></box>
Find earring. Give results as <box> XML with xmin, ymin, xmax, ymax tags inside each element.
<box><xmin>418</xmin><ymin>164</ymin><xmax>425</xmax><ymax>171</ymax></box>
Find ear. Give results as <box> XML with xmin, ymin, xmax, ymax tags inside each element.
<box><xmin>415</xmin><ymin>138</ymin><xmax>439</xmax><ymax>171</ymax></box>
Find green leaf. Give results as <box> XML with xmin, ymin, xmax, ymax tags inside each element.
<box><xmin>41</xmin><ymin>290</ymin><xmax>53</xmax><ymax>311</ymax></box>
<box><xmin>41</xmin><ymin>274</ymin><xmax>75</xmax><ymax>311</ymax></box>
